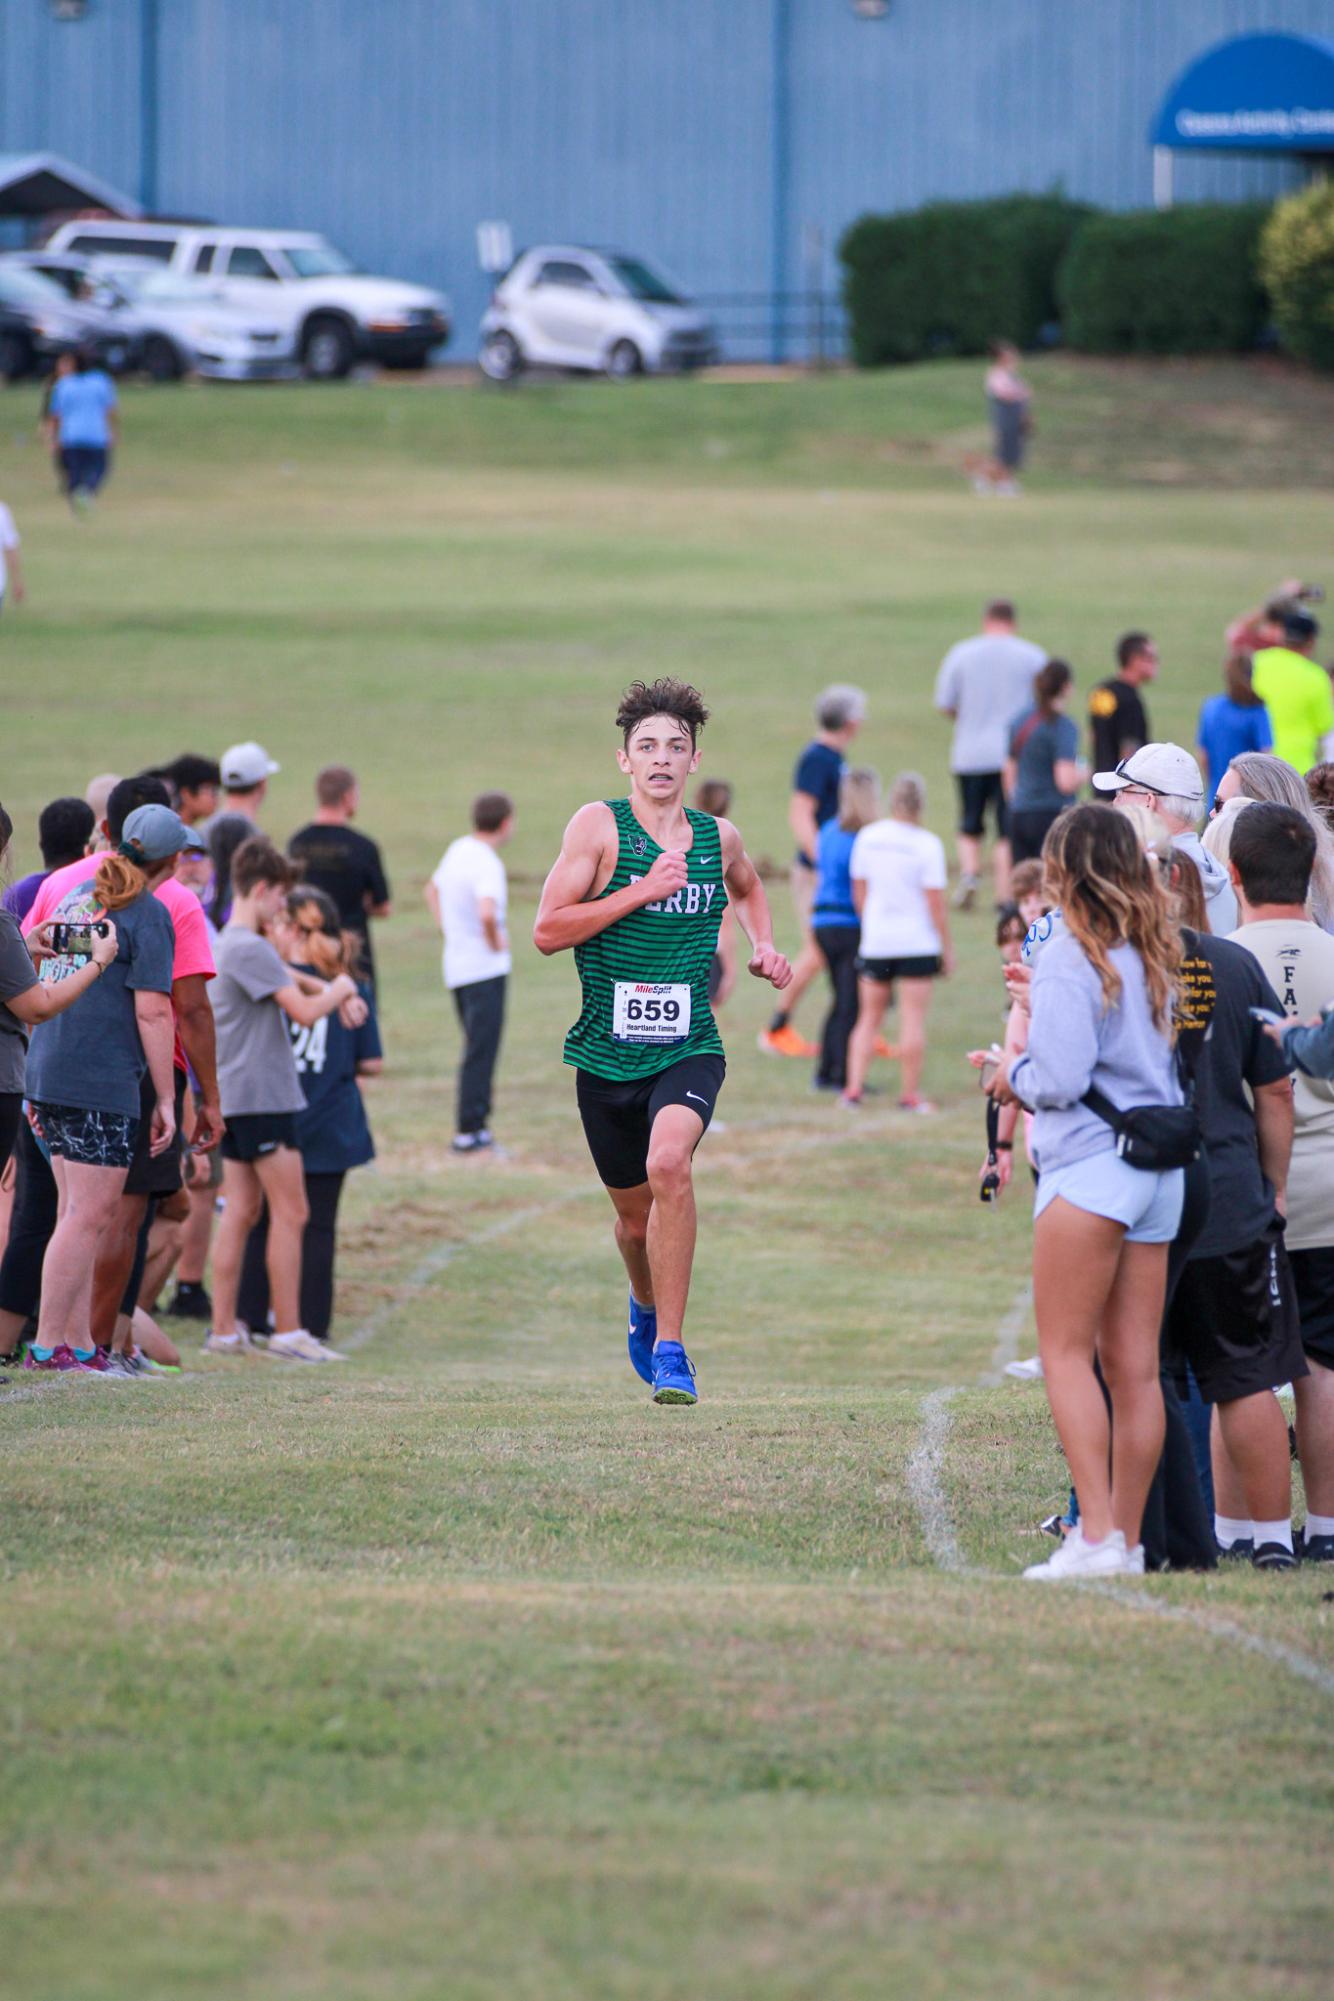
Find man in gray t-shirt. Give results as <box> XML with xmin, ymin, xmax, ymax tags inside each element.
<box><xmin>206</xmin><ymin>838</ymin><xmax>357</xmax><ymax>1362</ymax></box>
<box><xmin>933</xmin><ymin>597</ymin><xmax>1046</xmax><ymax>908</ymax></box>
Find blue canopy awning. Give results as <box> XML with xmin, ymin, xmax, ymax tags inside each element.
<box><xmin>1152</xmin><ymin>32</ymin><xmax>1334</xmax><ymax>154</ymax></box>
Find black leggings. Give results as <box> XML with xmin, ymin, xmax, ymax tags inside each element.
<box><xmin>0</xmin><ymin>1093</ymin><xmax>21</xmax><ymax>1176</ymax></box>
<box><xmin>237</xmin><ymin>1169</ymin><xmax>347</xmax><ymax>1341</ymax></box>
<box><xmin>0</xmin><ymin>1117</ymin><xmax>57</xmax><ymax>1321</ymax></box>
<box><xmin>813</xmin><ymin>924</ymin><xmax>861</xmax><ymax>1089</ymax></box>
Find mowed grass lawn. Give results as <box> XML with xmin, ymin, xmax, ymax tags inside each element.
<box><xmin>2</xmin><ymin>359</ymin><xmax>1333</xmax><ymax>1999</ymax></box>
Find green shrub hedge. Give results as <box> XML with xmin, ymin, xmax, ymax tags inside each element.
<box><xmin>1058</xmin><ymin>204</ymin><xmax>1270</xmax><ymax>355</ymax></box>
<box><xmin>1259</xmin><ymin>182</ymin><xmax>1334</xmax><ymax>371</ymax></box>
<box><xmin>839</xmin><ymin>194</ymin><xmax>1092</xmax><ymax>367</ymax></box>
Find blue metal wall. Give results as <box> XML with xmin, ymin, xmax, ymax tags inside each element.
<box><xmin>1</xmin><ymin>0</ymin><xmax>1329</xmax><ymax>358</ymax></box>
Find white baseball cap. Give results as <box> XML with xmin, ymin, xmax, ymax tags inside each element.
<box><xmin>220</xmin><ymin>741</ymin><xmax>280</xmax><ymax>788</ymax></box>
<box><xmin>1092</xmin><ymin>742</ymin><xmax>1204</xmax><ymax>803</ymax></box>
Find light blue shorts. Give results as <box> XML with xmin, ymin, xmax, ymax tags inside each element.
<box><xmin>1034</xmin><ymin>1150</ymin><xmax>1184</xmax><ymax>1243</ymax></box>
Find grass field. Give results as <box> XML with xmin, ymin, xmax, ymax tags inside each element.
<box><xmin>2</xmin><ymin>357</ymin><xmax>1333</xmax><ymax>1999</ymax></box>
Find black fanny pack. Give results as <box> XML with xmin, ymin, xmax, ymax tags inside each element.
<box><xmin>1081</xmin><ymin>1084</ymin><xmax>1202</xmax><ymax>1172</ymax></box>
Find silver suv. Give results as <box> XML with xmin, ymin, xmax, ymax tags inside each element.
<box><xmin>479</xmin><ymin>247</ymin><xmax>717</xmax><ymax>381</ymax></box>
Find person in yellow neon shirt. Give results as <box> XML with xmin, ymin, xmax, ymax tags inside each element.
<box><xmin>1252</xmin><ymin>612</ymin><xmax>1333</xmax><ymax>775</ymax></box>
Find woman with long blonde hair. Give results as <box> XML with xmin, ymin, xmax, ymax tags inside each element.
<box><xmin>1214</xmin><ymin>749</ymin><xmax>1334</xmax><ymax>928</ymax></box>
<box><xmin>843</xmin><ymin>772</ymin><xmax>953</xmax><ymax>1111</ymax></box>
<box><xmin>991</xmin><ymin>805</ymin><xmax>1185</xmax><ymax>1579</ymax></box>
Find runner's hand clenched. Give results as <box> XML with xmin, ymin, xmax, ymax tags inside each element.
<box><xmin>637</xmin><ymin>849</ymin><xmax>690</xmax><ymax>903</ymax></box>
<box><xmin>748</xmin><ymin>943</ymin><xmax>792</xmax><ymax>990</ymax></box>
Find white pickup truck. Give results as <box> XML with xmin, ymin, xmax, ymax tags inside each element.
<box><xmin>44</xmin><ymin>219</ymin><xmax>450</xmax><ymax>378</ymax></box>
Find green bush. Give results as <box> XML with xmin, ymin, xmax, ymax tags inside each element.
<box><xmin>839</xmin><ymin>194</ymin><xmax>1093</xmax><ymax>368</ymax></box>
<box><xmin>1259</xmin><ymin>182</ymin><xmax>1334</xmax><ymax>371</ymax></box>
<box><xmin>1058</xmin><ymin>204</ymin><xmax>1270</xmax><ymax>355</ymax></box>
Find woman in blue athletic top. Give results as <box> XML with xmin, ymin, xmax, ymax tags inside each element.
<box><xmin>1197</xmin><ymin>653</ymin><xmax>1273</xmax><ymax>811</ymax></box>
<box><xmin>812</xmin><ymin>768</ymin><xmax>880</xmax><ymax>1090</ymax></box>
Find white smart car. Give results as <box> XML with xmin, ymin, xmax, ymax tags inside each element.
<box><xmin>479</xmin><ymin>247</ymin><xmax>717</xmax><ymax>381</ymax></box>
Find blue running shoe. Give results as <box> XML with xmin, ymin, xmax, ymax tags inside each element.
<box><xmin>628</xmin><ymin>1292</ymin><xmax>657</xmax><ymax>1384</ymax></box>
<box><xmin>651</xmin><ymin>1340</ymin><xmax>698</xmax><ymax>1406</ymax></box>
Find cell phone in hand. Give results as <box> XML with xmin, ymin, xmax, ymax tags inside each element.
<box><xmin>1248</xmin><ymin>1006</ymin><xmax>1286</xmax><ymax>1028</ymax></box>
<box><xmin>50</xmin><ymin>920</ymin><xmax>109</xmax><ymax>956</ymax></box>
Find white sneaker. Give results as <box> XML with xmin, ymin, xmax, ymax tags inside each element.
<box><xmin>1125</xmin><ymin>1543</ymin><xmax>1146</xmax><ymax>1575</ymax></box>
<box><xmin>269</xmin><ymin>1328</ymin><xmax>334</xmax><ymax>1363</ymax></box>
<box><xmin>1004</xmin><ymin>1356</ymin><xmax>1045</xmax><ymax>1381</ymax></box>
<box><xmin>203</xmin><ymin>1327</ymin><xmax>258</xmax><ymax>1355</ymax></box>
<box><xmin>1023</xmin><ymin>1526</ymin><xmax>1131</xmax><ymax>1581</ymax></box>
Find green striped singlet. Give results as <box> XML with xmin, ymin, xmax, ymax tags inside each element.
<box><xmin>563</xmin><ymin>798</ymin><xmax>728</xmax><ymax>1081</ymax></box>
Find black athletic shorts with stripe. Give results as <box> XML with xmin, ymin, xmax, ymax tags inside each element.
<box><xmin>576</xmin><ymin>1054</ymin><xmax>725</xmax><ymax>1190</ymax></box>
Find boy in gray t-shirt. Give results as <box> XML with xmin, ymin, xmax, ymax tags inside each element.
<box><xmin>207</xmin><ymin>839</ymin><xmax>358</xmax><ymax>1363</ymax></box>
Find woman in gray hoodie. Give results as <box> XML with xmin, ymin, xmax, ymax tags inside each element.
<box><xmin>991</xmin><ymin>806</ymin><xmax>1184</xmax><ymax>1582</ymax></box>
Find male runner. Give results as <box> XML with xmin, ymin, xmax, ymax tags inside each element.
<box><xmin>535</xmin><ymin>678</ymin><xmax>791</xmax><ymax>1405</ymax></box>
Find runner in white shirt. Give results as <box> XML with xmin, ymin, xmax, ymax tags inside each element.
<box><xmin>842</xmin><ymin>772</ymin><xmax>953</xmax><ymax>1113</ymax></box>
<box><xmin>425</xmin><ymin>792</ymin><xmax>515</xmax><ymax>1153</ymax></box>
<box><xmin>0</xmin><ymin>502</ymin><xmax>24</xmax><ymax>616</ymax></box>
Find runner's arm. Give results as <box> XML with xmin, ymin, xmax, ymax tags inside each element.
<box><xmin>719</xmin><ymin>822</ymin><xmax>792</xmax><ymax>990</ymax></box>
<box><xmin>788</xmin><ymin>791</ymin><xmax>820</xmax><ymax>864</ymax></box>
<box><xmin>713</xmin><ymin>906</ymin><xmax>738</xmax><ymax>1007</ymax></box>
<box><xmin>533</xmin><ymin>805</ymin><xmax>681</xmax><ymax>954</ymax></box>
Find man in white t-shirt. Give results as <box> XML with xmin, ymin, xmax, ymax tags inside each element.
<box><xmin>425</xmin><ymin>790</ymin><xmax>515</xmax><ymax>1154</ymax></box>
<box><xmin>0</xmin><ymin>502</ymin><xmax>25</xmax><ymax>617</ymax></box>
<box><xmin>1229</xmin><ymin>800</ymin><xmax>1334</xmax><ymax>1563</ymax></box>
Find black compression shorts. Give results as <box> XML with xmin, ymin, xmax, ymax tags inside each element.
<box><xmin>956</xmin><ymin>771</ymin><xmax>1008</xmax><ymax>840</ymax></box>
<box><xmin>1165</xmin><ymin>1219</ymin><xmax>1308</xmax><ymax>1404</ymax></box>
<box><xmin>575</xmin><ymin>1054</ymin><xmax>725</xmax><ymax>1190</ymax></box>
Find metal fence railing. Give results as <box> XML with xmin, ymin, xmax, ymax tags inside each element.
<box><xmin>695</xmin><ymin>291</ymin><xmax>847</xmax><ymax>367</ymax></box>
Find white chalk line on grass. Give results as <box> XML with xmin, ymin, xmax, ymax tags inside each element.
<box><xmin>980</xmin><ymin>1283</ymin><xmax>1033</xmax><ymax>1387</ymax></box>
<box><xmin>342</xmin><ymin>1192</ymin><xmax>598</xmax><ymax>1352</ymax></box>
<box><xmin>909</xmin><ymin>1296</ymin><xmax>1334</xmax><ymax>1702</ymax></box>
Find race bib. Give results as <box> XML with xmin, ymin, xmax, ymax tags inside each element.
<box><xmin>612</xmin><ymin>980</ymin><xmax>691</xmax><ymax>1044</ymax></box>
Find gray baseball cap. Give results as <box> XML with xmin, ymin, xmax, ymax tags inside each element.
<box><xmin>119</xmin><ymin>803</ymin><xmax>205</xmax><ymax>863</ymax></box>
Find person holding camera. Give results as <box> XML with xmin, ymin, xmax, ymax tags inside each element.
<box><xmin>22</xmin><ymin>806</ymin><xmax>183</xmax><ymax>1372</ymax></box>
<box><xmin>25</xmin><ymin>778</ymin><xmax>222</xmax><ymax>1370</ymax></box>
<box><xmin>989</xmin><ymin>806</ymin><xmax>1185</xmax><ymax>1580</ymax></box>
<box><xmin>0</xmin><ymin>801</ymin><xmax>128</xmax><ymax>1180</ymax></box>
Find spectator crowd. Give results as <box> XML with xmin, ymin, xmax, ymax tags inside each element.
<box><xmin>2</xmin><ymin>570</ymin><xmax>1331</xmax><ymax>1580</ymax></box>
<box><xmin>0</xmin><ymin>745</ymin><xmax>392</xmax><ymax>1374</ymax></box>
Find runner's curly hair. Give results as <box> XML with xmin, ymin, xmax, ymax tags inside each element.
<box><xmin>1042</xmin><ymin>803</ymin><xmax>1180</xmax><ymax>1033</ymax></box>
<box><xmin>616</xmin><ymin>678</ymin><xmax>710</xmax><ymax>746</ymax></box>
